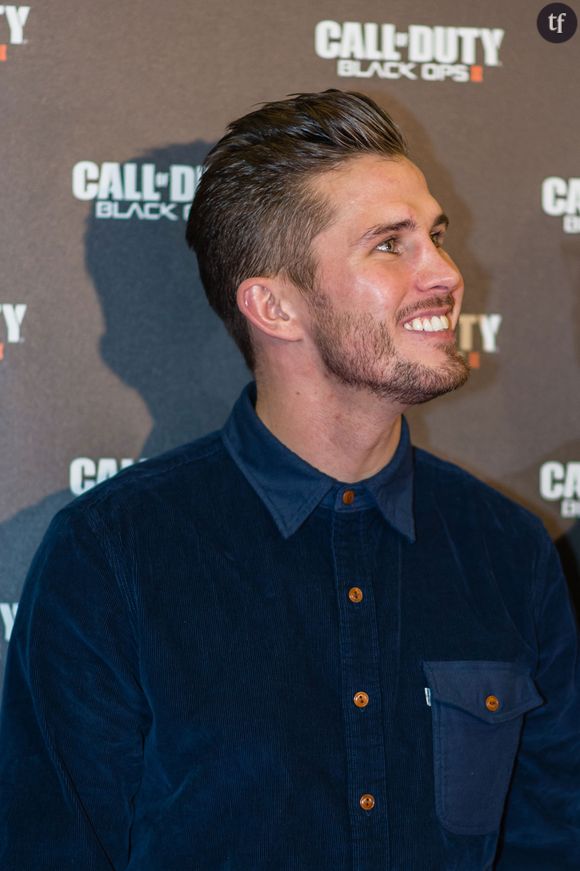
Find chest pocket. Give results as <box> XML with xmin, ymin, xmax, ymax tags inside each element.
<box><xmin>423</xmin><ymin>660</ymin><xmax>543</xmax><ymax>835</ymax></box>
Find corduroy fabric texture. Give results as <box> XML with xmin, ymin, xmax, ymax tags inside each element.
<box><xmin>0</xmin><ymin>382</ymin><xmax>579</xmax><ymax>870</ymax></box>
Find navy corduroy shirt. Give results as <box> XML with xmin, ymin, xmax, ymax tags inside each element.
<box><xmin>1</xmin><ymin>382</ymin><xmax>579</xmax><ymax>870</ymax></box>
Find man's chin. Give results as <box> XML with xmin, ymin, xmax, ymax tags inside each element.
<box><xmin>418</xmin><ymin>358</ymin><xmax>469</xmax><ymax>401</ymax></box>
<box><xmin>377</xmin><ymin>351</ymin><xmax>470</xmax><ymax>406</ymax></box>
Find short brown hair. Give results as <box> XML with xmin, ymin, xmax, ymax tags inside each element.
<box><xmin>186</xmin><ymin>89</ymin><xmax>408</xmax><ymax>371</ymax></box>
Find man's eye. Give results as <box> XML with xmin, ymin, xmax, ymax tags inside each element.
<box><xmin>376</xmin><ymin>237</ymin><xmax>400</xmax><ymax>254</ymax></box>
<box><xmin>431</xmin><ymin>232</ymin><xmax>445</xmax><ymax>248</ymax></box>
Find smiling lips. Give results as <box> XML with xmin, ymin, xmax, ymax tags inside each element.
<box><xmin>403</xmin><ymin>314</ymin><xmax>451</xmax><ymax>332</ymax></box>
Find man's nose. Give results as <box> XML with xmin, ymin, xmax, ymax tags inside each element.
<box><xmin>415</xmin><ymin>247</ymin><xmax>463</xmax><ymax>294</ymax></box>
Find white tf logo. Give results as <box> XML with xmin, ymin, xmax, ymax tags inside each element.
<box><xmin>537</xmin><ymin>4</ymin><xmax>578</xmax><ymax>43</ymax></box>
<box><xmin>549</xmin><ymin>12</ymin><xmax>567</xmax><ymax>32</ymax></box>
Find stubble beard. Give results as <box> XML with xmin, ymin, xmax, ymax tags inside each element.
<box><xmin>309</xmin><ymin>294</ymin><xmax>470</xmax><ymax>406</ymax></box>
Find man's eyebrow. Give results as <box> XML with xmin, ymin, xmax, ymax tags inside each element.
<box><xmin>356</xmin><ymin>212</ymin><xmax>450</xmax><ymax>245</ymax></box>
<box><xmin>431</xmin><ymin>213</ymin><xmax>450</xmax><ymax>231</ymax></box>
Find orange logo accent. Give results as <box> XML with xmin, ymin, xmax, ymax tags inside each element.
<box><xmin>0</xmin><ymin>45</ymin><xmax>7</xmax><ymax>62</ymax></box>
<box><xmin>0</xmin><ymin>343</ymin><xmax>4</xmax><ymax>360</ymax></box>
<box><xmin>468</xmin><ymin>351</ymin><xmax>481</xmax><ymax>369</ymax></box>
<box><xmin>470</xmin><ymin>65</ymin><xmax>483</xmax><ymax>82</ymax></box>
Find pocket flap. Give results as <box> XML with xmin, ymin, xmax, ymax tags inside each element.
<box><xmin>423</xmin><ymin>660</ymin><xmax>543</xmax><ymax>724</ymax></box>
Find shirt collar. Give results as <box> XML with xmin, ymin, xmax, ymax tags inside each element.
<box><xmin>221</xmin><ymin>382</ymin><xmax>416</xmax><ymax>542</ymax></box>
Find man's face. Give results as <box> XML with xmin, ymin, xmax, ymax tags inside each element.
<box><xmin>303</xmin><ymin>154</ymin><xmax>469</xmax><ymax>406</ymax></box>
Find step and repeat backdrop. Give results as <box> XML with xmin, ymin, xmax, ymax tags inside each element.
<box><xmin>1</xmin><ymin>1</ymin><xmax>579</xmax><ymax>687</ymax></box>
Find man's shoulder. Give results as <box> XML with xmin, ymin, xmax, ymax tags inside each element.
<box><xmin>59</xmin><ymin>430</ymin><xmax>230</xmax><ymax>526</ymax></box>
<box><xmin>413</xmin><ymin>444</ymin><xmax>546</xmax><ymax>537</ymax></box>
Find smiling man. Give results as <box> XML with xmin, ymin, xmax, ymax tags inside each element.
<box><xmin>1</xmin><ymin>90</ymin><xmax>579</xmax><ymax>871</ymax></box>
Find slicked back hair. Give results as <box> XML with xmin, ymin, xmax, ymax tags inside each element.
<box><xmin>186</xmin><ymin>90</ymin><xmax>408</xmax><ymax>371</ymax></box>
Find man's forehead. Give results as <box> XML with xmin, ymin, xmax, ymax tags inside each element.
<box><xmin>311</xmin><ymin>154</ymin><xmax>444</xmax><ymax>234</ymax></box>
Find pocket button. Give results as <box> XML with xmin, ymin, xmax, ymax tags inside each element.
<box><xmin>485</xmin><ymin>694</ymin><xmax>500</xmax><ymax>712</ymax></box>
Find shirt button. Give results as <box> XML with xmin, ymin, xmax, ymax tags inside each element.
<box><xmin>485</xmin><ymin>694</ymin><xmax>500</xmax><ymax>712</ymax></box>
<box><xmin>359</xmin><ymin>793</ymin><xmax>375</xmax><ymax>811</ymax></box>
<box><xmin>348</xmin><ymin>586</ymin><xmax>363</xmax><ymax>603</ymax></box>
<box><xmin>342</xmin><ymin>489</ymin><xmax>356</xmax><ymax>505</ymax></box>
<box><xmin>353</xmin><ymin>691</ymin><xmax>369</xmax><ymax>708</ymax></box>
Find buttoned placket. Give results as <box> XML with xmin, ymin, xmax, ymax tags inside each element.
<box><xmin>331</xmin><ymin>488</ymin><xmax>390</xmax><ymax>870</ymax></box>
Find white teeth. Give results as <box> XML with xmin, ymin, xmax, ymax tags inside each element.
<box><xmin>404</xmin><ymin>314</ymin><xmax>451</xmax><ymax>333</ymax></box>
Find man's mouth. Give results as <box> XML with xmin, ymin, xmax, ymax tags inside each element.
<box><xmin>403</xmin><ymin>313</ymin><xmax>451</xmax><ymax>333</ymax></box>
<box><xmin>398</xmin><ymin>294</ymin><xmax>457</xmax><ymax>334</ymax></box>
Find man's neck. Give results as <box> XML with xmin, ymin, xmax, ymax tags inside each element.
<box><xmin>254</xmin><ymin>376</ymin><xmax>404</xmax><ymax>484</ymax></box>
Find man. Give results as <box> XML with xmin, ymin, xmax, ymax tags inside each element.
<box><xmin>0</xmin><ymin>90</ymin><xmax>578</xmax><ymax>870</ymax></box>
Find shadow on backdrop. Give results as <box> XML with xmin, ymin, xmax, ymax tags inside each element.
<box><xmin>0</xmin><ymin>141</ymin><xmax>250</xmax><ymax>688</ymax></box>
<box><xmin>85</xmin><ymin>141</ymin><xmax>250</xmax><ymax>457</ymax></box>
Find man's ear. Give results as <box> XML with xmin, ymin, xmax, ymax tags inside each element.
<box><xmin>236</xmin><ymin>277</ymin><xmax>303</xmax><ymax>342</ymax></box>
